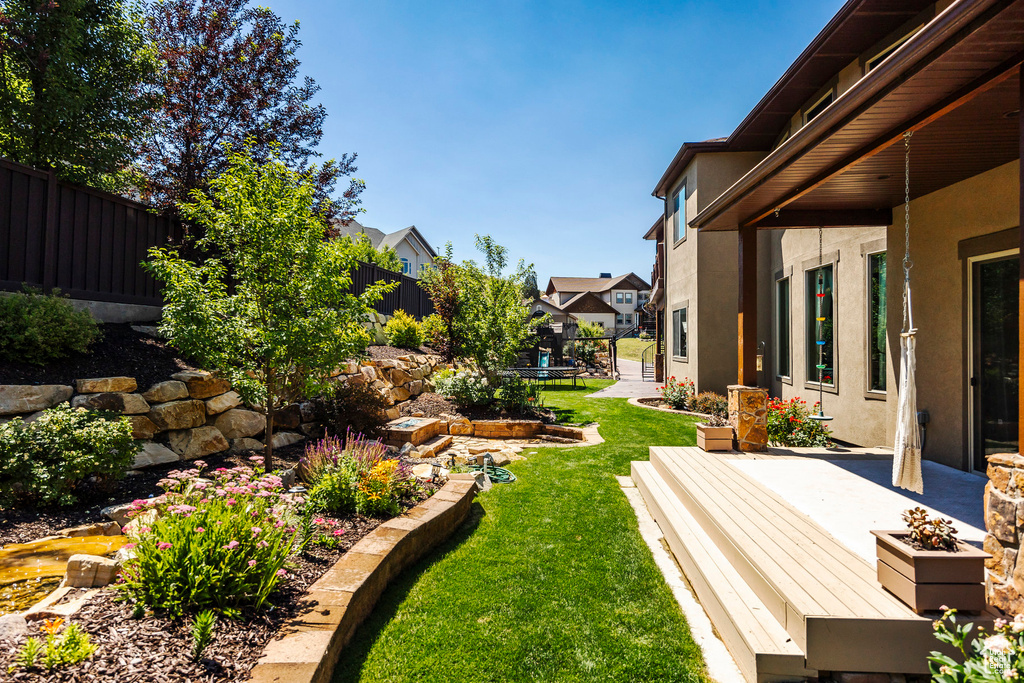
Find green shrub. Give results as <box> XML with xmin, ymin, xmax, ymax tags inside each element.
<box><xmin>573</xmin><ymin>319</ymin><xmax>607</xmax><ymax>366</ymax></box>
<box><xmin>118</xmin><ymin>461</ymin><xmax>299</xmax><ymax>617</ymax></box>
<box><xmin>0</xmin><ymin>405</ymin><xmax>137</xmax><ymax>507</ymax></box>
<box><xmin>691</xmin><ymin>391</ymin><xmax>728</xmax><ymax>418</ymax></box>
<box><xmin>658</xmin><ymin>377</ymin><xmax>694</xmax><ymax>410</ymax></box>
<box><xmin>312</xmin><ymin>382</ymin><xmax>389</xmax><ymax>443</ymax></box>
<box><xmin>930</xmin><ymin>609</ymin><xmax>1024</xmax><ymax>681</ymax></box>
<box><xmin>433</xmin><ymin>367</ymin><xmax>494</xmax><ymax>407</ymax></box>
<box><xmin>420</xmin><ymin>313</ymin><xmax>446</xmax><ymax>350</ymax></box>
<box><xmin>11</xmin><ymin>618</ymin><xmax>95</xmax><ymax>672</ymax></box>
<box><xmin>766</xmin><ymin>397</ymin><xmax>831</xmax><ymax>447</ymax></box>
<box><xmin>497</xmin><ymin>374</ymin><xmax>541</xmax><ymax>413</ymax></box>
<box><xmin>384</xmin><ymin>309</ymin><xmax>422</xmax><ymax>349</ymax></box>
<box><xmin>0</xmin><ymin>288</ymin><xmax>100</xmax><ymax>365</ymax></box>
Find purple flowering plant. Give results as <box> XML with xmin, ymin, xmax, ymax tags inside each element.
<box><xmin>117</xmin><ymin>458</ymin><xmax>302</xmax><ymax>616</ymax></box>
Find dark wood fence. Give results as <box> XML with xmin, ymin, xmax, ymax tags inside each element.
<box><xmin>0</xmin><ymin>157</ymin><xmax>433</xmax><ymax>317</ymax></box>
<box><xmin>0</xmin><ymin>157</ymin><xmax>181</xmax><ymax>306</ymax></box>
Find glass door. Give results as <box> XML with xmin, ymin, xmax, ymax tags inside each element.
<box><xmin>971</xmin><ymin>253</ymin><xmax>1019</xmax><ymax>471</ymax></box>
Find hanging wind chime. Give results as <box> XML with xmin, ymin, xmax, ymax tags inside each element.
<box><xmin>810</xmin><ymin>224</ymin><xmax>833</xmax><ymax>423</ymax></box>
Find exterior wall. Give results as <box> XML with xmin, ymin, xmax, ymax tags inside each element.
<box><xmin>610</xmin><ymin>288</ymin><xmax>640</xmax><ymax>327</ymax></box>
<box><xmin>572</xmin><ymin>311</ymin><xmax>615</xmax><ymax>330</ymax></box>
<box><xmin>393</xmin><ymin>238</ymin><xmax>431</xmax><ymax>278</ymax></box>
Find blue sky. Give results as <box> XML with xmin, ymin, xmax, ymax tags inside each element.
<box><xmin>271</xmin><ymin>0</ymin><xmax>845</xmax><ymax>285</ymax></box>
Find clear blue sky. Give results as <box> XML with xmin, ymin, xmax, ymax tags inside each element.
<box><xmin>271</xmin><ymin>0</ymin><xmax>845</xmax><ymax>285</ymax></box>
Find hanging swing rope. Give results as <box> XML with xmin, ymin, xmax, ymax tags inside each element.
<box><xmin>902</xmin><ymin>131</ymin><xmax>915</xmax><ymax>334</ymax></box>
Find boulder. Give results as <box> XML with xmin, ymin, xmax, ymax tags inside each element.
<box><xmin>272</xmin><ymin>403</ymin><xmax>301</xmax><ymax>429</ymax></box>
<box><xmin>0</xmin><ymin>614</ymin><xmax>28</xmax><ymax>639</ymax></box>
<box><xmin>71</xmin><ymin>392</ymin><xmax>150</xmax><ymax>414</ymax></box>
<box><xmin>57</xmin><ymin>521</ymin><xmax>121</xmax><ymax>538</ymax></box>
<box><xmin>205</xmin><ymin>390</ymin><xmax>242</xmax><ymax>416</ymax></box>
<box><xmin>390</xmin><ymin>367</ymin><xmax>414</xmax><ymax>385</ymax></box>
<box><xmin>385</xmin><ymin>406</ymin><xmax>401</xmax><ymax>420</ymax></box>
<box><xmin>230</xmin><ymin>437</ymin><xmax>265</xmax><ymax>454</ymax></box>
<box><xmin>129</xmin><ymin>415</ymin><xmax>159</xmax><ymax>440</ymax></box>
<box><xmin>300</xmin><ymin>422</ymin><xmax>323</xmax><ymax>438</ymax></box>
<box><xmin>407</xmin><ymin>380</ymin><xmax>423</xmax><ymax>396</ymax></box>
<box><xmin>491</xmin><ymin>451</ymin><xmax>513</xmax><ymax>467</ymax></box>
<box><xmin>133</xmin><ymin>441</ymin><xmax>179</xmax><ymax>468</ymax></box>
<box><xmin>392</xmin><ymin>386</ymin><xmax>412</xmax><ymax>402</ymax></box>
<box><xmin>299</xmin><ymin>401</ymin><xmax>317</xmax><ymax>423</ymax></box>
<box><xmin>448</xmin><ymin>418</ymin><xmax>473</xmax><ymax>436</ymax></box>
<box><xmin>347</xmin><ymin>371</ymin><xmax>367</xmax><ymax>386</ymax></box>
<box><xmin>360</xmin><ymin>366</ymin><xmax>377</xmax><ymax>383</ymax></box>
<box><xmin>64</xmin><ymin>554</ymin><xmax>119</xmax><ymax>588</ymax></box>
<box><xmin>270</xmin><ymin>431</ymin><xmax>304</xmax><ymax>448</ymax></box>
<box><xmin>101</xmin><ymin>502</ymin><xmax>133</xmax><ymax>527</ymax></box>
<box><xmin>75</xmin><ymin>377</ymin><xmax>137</xmax><ymax>393</ymax></box>
<box><xmin>215</xmin><ymin>409</ymin><xmax>266</xmax><ymax>439</ymax></box>
<box><xmin>141</xmin><ymin>380</ymin><xmax>189</xmax><ymax>403</ymax></box>
<box><xmin>409</xmin><ymin>366</ymin><xmax>425</xmax><ymax>381</ymax></box>
<box><xmin>0</xmin><ymin>384</ymin><xmax>73</xmax><ymax>415</ymax></box>
<box><xmin>168</xmin><ymin>426</ymin><xmax>229</xmax><ymax>459</ymax></box>
<box><xmin>148</xmin><ymin>399</ymin><xmax>206</xmax><ymax>431</ymax></box>
<box><xmin>172</xmin><ymin>370</ymin><xmax>232</xmax><ymax>399</ymax></box>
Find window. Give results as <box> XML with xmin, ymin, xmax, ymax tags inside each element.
<box><xmin>806</xmin><ymin>265</ymin><xmax>834</xmax><ymax>385</ymax></box>
<box><xmin>616</xmin><ymin>313</ymin><xmax>624</xmax><ymax>325</ymax></box>
<box><xmin>866</xmin><ymin>30</ymin><xmax>917</xmax><ymax>72</ymax></box>
<box><xmin>671</xmin><ymin>181</ymin><xmax>686</xmax><ymax>243</ymax></box>
<box><xmin>868</xmin><ymin>252</ymin><xmax>887</xmax><ymax>392</ymax></box>
<box><xmin>672</xmin><ymin>308</ymin><xmax>688</xmax><ymax>359</ymax></box>
<box><xmin>625</xmin><ymin>292</ymin><xmax>633</xmax><ymax>304</ymax></box>
<box><xmin>775</xmin><ymin>277</ymin><xmax>791</xmax><ymax>378</ymax></box>
<box><xmin>804</xmin><ymin>90</ymin><xmax>834</xmax><ymax>124</ymax></box>
<box><xmin>624</xmin><ymin>313</ymin><xmax>632</xmax><ymax>325</ymax></box>
<box><xmin>400</xmin><ymin>258</ymin><xmax>411</xmax><ymax>275</ymax></box>
<box><xmin>616</xmin><ymin>292</ymin><xmax>624</xmax><ymax>304</ymax></box>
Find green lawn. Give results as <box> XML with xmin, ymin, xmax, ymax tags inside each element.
<box><xmin>332</xmin><ymin>381</ymin><xmax>707</xmax><ymax>683</ymax></box>
<box><xmin>614</xmin><ymin>337</ymin><xmax>655</xmax><ymax>362</ymax></box>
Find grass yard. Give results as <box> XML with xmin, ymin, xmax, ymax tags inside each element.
<box><xmin>614</xmin><ymin>337</ymin><xmax>655</xmax><ymax>362</ymax></box>
<box><xmin>332</xmin><ymin>380</ymin><xmax>706</xmax><ymax>683</ymax></box>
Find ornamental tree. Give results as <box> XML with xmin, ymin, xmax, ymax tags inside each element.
<box><xmin>145</xmin><ymin>146</ymin><xmax>393</xmax><ymax>469</ymax></box>
<box><xmin>0</xmin><ymin>0</ymin><xmax>158</xmax><ymax>189</ymax></box>
<box><xmin>418</xmin><ymin>243</ymin><xmax>466</xmax><ymax>364</ymax></box>
<box><xmin>138</xmin><ymin>0</ymin><xmax>359</xmax><ymax>226</ymax></box>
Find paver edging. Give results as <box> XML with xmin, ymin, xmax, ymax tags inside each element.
<box><xmin>247</xmin><ymin>478</ymin><xmax>478</xmax><ymax>683</ymax></box>
<box><xmin>627</xmin><ymin>396</ymin><xmax>715</xmax><ymax>420</ymax></box>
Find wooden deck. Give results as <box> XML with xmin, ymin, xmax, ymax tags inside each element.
<box><xmin>632</xmin><ymin>446</ymin><xmax>993</xmax><ymax>683</ymax></box>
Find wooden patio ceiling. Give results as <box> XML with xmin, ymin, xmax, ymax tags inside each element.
<box><xmin>694</xmin><ymin>0</ymin><xmax>1024</xmax><ymax>231</ymax></box>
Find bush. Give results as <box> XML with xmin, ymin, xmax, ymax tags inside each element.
<box><xmin>420</xmin><ymin>313</ymin><xmax>446</xmax><ymax>350</ymax></box>
<box><xmin>766</xmin><ymin>397</ymin><xmax>832</xmax><ymax>447</ymax></box>
<box><xmin>930</xmin><ymin>609</ymin><xmax>1024</xmax><ymax>682</ymax></box>
<box><xmin>384</xmin><ymin>309</ymin><xmax>422</xmax><ymax>348</ymax></box>
<box><xmin>691</xmin><ymin>391</ymin><xmax>728</xmax><ymax>418</ymax></box>
<box><xmin>118</xmin><ymin>460</ymin><xmax>301</xmax><ymax>617</ymax></box>
<box><xmin>301</xmin><ymin>432</ymin><xmax>417</xmax><ymax>518</ymax></box>
<box><xmin>658</xmin><ymin>376</ymin><xmax>694</xmax><ymax>410</ymax></box>
<box><xmin>0</xmin><ymin>405</ymin><xmax>137</xmax><ymax>507</ymax></box>
<box><xmin>433</xmin><ymin>367</ymin><xmax>494</xmax><ymax>407</ymax></box>
<box><xmin>312</xmin><ymin>382</ymin><xmax>390</xmax><ymax>443</ymax></box>
<box><xmin>573</xmin><ymin>320</ymin><xmax>607</xmax><ymax>366</ymax></box>
<box><xmin>12</xmin><ymin>618</ymin><xmax>95</xmax><ymax>672</ymax></box>
<box><xmin>497</xmin><ymin>374</ymin><xmax>542</xmax><ymax>414</ymax></box>
<box><xmin>0</xmin><ymin>288</ymin><xmax>100</xmax><ymax>365</ymax></box>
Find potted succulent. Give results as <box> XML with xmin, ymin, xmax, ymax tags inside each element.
<box><xmin>871</xmin><ymin>507</ymin><xmax>989</xmax><ymax>614</ymax></box>
<box><xmin>696</xmin><ymin>413</ymin><xmax>733</xmax><ymax>452</ymax></box>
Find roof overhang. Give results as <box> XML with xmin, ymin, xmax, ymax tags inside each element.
<box><xmin>644</xmin><ymin>215</ymin><xmax>665</xmax><ymax>241</ymax></box>
<box><xmin>692</xmin><ymin>0</ymin><xmax>1024</xmax><ymax>232</ymax></box>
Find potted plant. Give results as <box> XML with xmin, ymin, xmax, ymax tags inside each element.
<box><xmin>696</xmin><ymin>413</ymin><xmax>733</xmax><ymax>452</ymax></box>
<box><xmin>871</xmin><ymin>507</ymin><xmax>989</xmax><ymax>614</ymax></box>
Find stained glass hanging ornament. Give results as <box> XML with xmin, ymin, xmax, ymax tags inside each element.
<box><xmin>810</xmin><ymin>224</ymin><xmax>833</xmax><ymax>422</ymax></box>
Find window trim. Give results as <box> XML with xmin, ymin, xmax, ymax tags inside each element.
<box><xmin>803</xmin><ymin>258</ymin><xmax>839</xmax><ymax>394</ymax></box>
<box><xmin>671</xmin><ymin>180</ymin><xmax>687</xmax><ymax>246</ymax></box>
<box><xmin>625</xmin><ymin>292</ymin><xmax>633</xmax><ymax>304</ymax></box>
<box><xmin>803</xmin><ymin>88</ymin><xmax>835</xmax><ymax>125</ymax></box>
<box><xmin>616</xmin><ymin>292</ymin><xmax>624</xmax><ymax>304</ymax></box>
<box><xmin>616</xmin><ymin>313</ymin><xmax>624</xmax><ymax>326</ymax></box>
<box><xmin>672</xmin><ymin>302</ymin><xmax>689</xmax><ymax>361</ymax></box>
<box><xmin>774</xmin><ymin>269</ymin><xmax>793</xmax><ymax>385</ymax></box>
<box><xmin>864</xmin><ymin>243</ymin><xmax>888</xmax><ymax>399</ymax></box>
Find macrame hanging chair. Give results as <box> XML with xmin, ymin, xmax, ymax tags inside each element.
<box><xmin>892</xmin><ymin>131</ymin><xmax>923</xmax><ymax>494</ymax></box>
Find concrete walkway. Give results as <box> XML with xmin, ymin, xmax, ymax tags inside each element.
<box><xmin>587</xmin><ymin>358</ymin><xmax>661</xmax><ymax>398</ymax></box>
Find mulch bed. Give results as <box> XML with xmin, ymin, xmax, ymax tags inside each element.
<box><xmin>365</xmin><ymin>344</ymin><xmax>436</xmax><ymax>361</ymax></box>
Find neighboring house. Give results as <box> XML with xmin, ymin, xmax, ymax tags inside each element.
<box><xmin>528</xmin><ymin>296</ymin><xmax>575</xmax><ymax>326</ymax></box>
<box><xmin>545</xmin><ymin>273</ymin><xmax>651</xmax><ymax>332</ymax></box>
<box><xmin>647</xmin><ymin>0</ymin><xmax>1022</xmax><ymax>473</ymax></box>
<box><xmin>333</xmin><ymin>219</ymin><xmax>437</xmax><ymax>277</ymax></box>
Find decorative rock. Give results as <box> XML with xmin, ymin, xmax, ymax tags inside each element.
<box><xmin>133</xmin><ymin>441</ymin><xmax>179</xmax><ymax>468</ymax></box>
<box><xmin>273</xmin><ymin>404</ymin><xmax>302</xmax><ymax>430</ymax></box>
<box><xmin>0</xmin><ymin>384</ymin><xmax>73</xmax><ymax>415</ymax></box>
<box><xmin>71</xmin><ymin>392</ymin><xmax>150</xmax><ymax>414</ymax></box>
<box><xmin>360</xmin><ymin>366</ymin><xmax>377</xmax><ymax>383</ymax></box>
<box><xmin>270</xmin><ymin>431</ymin><xmax>304</xmax><ymax>448</ymax></box>
<box><xmin>101</xmin><ymin>503</ymin><xmax>133</xmax><ymax>526</ymax></box>
<box><xmin>172</xmin><ymin>370</ymin><xmax>232</xmax><ymax>399</ymax></box>
<box><xmin>392</xmin><ymin>386</ymin><xmax>412</xmax><ymax>402</ymax></box>
<box><xmin>205</xmin><ymin>390</ymin><xmax>242</xmax><ymax>415</ymax></box>
<box><xmin>385</xmin><ymin>406</ymin><xmax>401</xmax><ymax>420</ymax></box>
<box><xmin>57</xmin><ymin>521</ymin><xmax>121</xmax><ymax>538</ymax></box>
<box><xmin>280</xmin><ymin>468</ymin><xmax>297</xmax><ymax>489</ymax></box>
<box><xmin>399</xmin><ymin>442</ymin><xmax>415</xmax><ymax>457</ymax></box>
<box><xmin>299</xmin><ymin>401</ymin><xmax>317</xmax><ymax>423</ymax></box>
<box><xmin>990</xmin><ymin>464</ymin><xmax>1014</xmax><ymax>494</ymax></box>
<box><xmin>129</xmin><ymin>415</ymin><xmax>159</xmax><ymax>440</ymax></box>
<box><xmin>728</xmin><ymin>385</ymin><xmax>768</xmax><ymax>452</ymax></box>
<box><xmin>0</xmin><ymin>614</ymin><xmax>28</xmax><ymax>639</ymax></box>
<box><xmin>168</xmin><ymin>426</ymin><xmax>229</xmax><ymax>459</ymax></box>
<box><xmin>64</xmin><ymin>554</ymin><xmax>119</xmax><ymax>588</ymax></box>
<box><xmin>491</xmin><ymin>451</ymin><xmax>513</xmax><ymax>467</ymax></box>
<box><xmin>230</xmin><ymin>437</ymin><xmax>265</xmax><ymax>454</ymax></box>
<box><xmin>407</xmin><ymin>380</ymin><xmax>423</xmax><ymax>396</ymax></box>
<box><xmin>390</xmin><ymin>368</ymin><xmax>414</xmax><ymax>385</ymax></box>
<box><xmin>448</xmin><ymin>418</ymin><xmax>473</xmax><ymax>436</ymax></box>
<box><xmin>300</xmin><ymin>422</ymin><xmax>323</xmax><ymax>438</ymax></box>
<box><xmin>986</xmin><ymin>482</ymin><xmax>1018</xmax><ymax>544</ymax></box>
<box><xmin>411</xmin><ymin>411</ymin><xmax>425</xmax><ymax>418</ymax></box>
<box><xmin>216</xmin><ymin>409</ymin><xmax>266</xmax><ymax>439</ymax></box>
<box><xmin>76</xmin><ymin>377</ymin><xmax>137</xmax><ymax>393</ymax></box>
<box><xmin>412</xmin><ymin>463</ymin><xmax>448</xmax><ymax>481</ymax></box>
<box><xmin>142</xmin><ymin>380</ymin><xmax>189</xmax><ymax>403</ymax></box>
<box><xmin>148</xmin><ymin>399</ymin><xmax>206</xmax><ymax>431</ymax></box>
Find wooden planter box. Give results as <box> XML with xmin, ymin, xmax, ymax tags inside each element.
<box><xmin>871</xmin><ymin>530</ymin><xmax>990</xmax><ymax>614</ymax></box>
<box><xmin>696</xmin><ymin>423</ymin><xmax>733</xmax><ymax>452</ymax></box>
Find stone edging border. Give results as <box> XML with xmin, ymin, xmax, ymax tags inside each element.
<box><xmin>248</xmin><ymin>478</ymin><xmax>478</xmax><ymax>683</ymax></box>
<box><xmin>626</xmin><ymin>397</ymin><xmax>714</xmax><ymax>421</ymax></box>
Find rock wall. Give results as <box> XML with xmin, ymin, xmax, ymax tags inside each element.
<box><xmin>727</xmin><ymin>385</ymin><xmax>768</xmax><ymax>452</ymax></box>
<box><xmin>0</xmin><ymin>354</ymin><xmax>444</xmax><ymax>470</ymax></box>
<box><xmin>984</xmin><ymin>453</ymin><xmax>1024</xmax><ymax>613</ymax></box>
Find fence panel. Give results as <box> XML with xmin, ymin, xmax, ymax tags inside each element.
<box><xmin>348</xmin><ymin>261</ymin><xmax>433</xmax><ymax>319</ymax></box>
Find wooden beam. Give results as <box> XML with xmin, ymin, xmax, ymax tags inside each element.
<box><xmin>752</xmin><ymin>209</ymin><xmax>893</xmax><ymax>230</ymax></box>
<box><xmin>738</xmin><ymin>225</ymin><xmax>758</xmax><ymax>386</ymax></box>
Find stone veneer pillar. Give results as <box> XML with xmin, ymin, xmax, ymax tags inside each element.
<box><xmin>727</xmin><ymin>385</ymin><xmax>768</xmax><ymax>452</ymax></box>
<box><xmin>984</xmin><ymin>453</ymin><xmax>1024</xmax><ymax>613</ymax></box>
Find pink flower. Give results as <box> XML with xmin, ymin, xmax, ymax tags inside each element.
<box><xmin>314</xmin><ymin>518</ymin><xmax>326</xmax><ymax>525</ymax></box>
<box><xmin>136</xmin><ymin>526</ymin><xmax>151</xmax><ymax>534</ymax></box>
<box><xmin>195</xmin><ymin>527</ymin><xmax>205</xmax><ymax>534</ymax></box>
<box><xmin>222</xmin><ymin>540</ymin><xmax>240</xmax><ymax>550</ymax></box>
<box><xmin>332</xmin><ymin>529</ymin><xmax>345</xmax><ymax>537</ymax></box>
<box><xmin>226</xmin><ymin>498</ymin><xmax>237</xmax><ymax>506</ymax></box>
<box><xmin>257</xmin><ymin>540</ymin><xmax>269</xmax><ymax>548</ymax></box>
<box><xmin>248</xmin><ymin>559</ymin><xmax>257</xmax><ymax>568</ymax></box>
<box><xmin>251</xmin><ymin>526</ymin><xmax>263</xmax><ymax>536</ymax></box>
<box><xmin>276</xmin><ymin>569</ymin><xmax>289</xmax><ymax>578</ymax></box>
<box><xmin>157</xmin><ymin>542</ymin><xmax>173</xmax><ymax>551</ymax></box>
<box><xmin>122</xmin><ymin>543</ymin><xmax>136</xmax><ymax>550</ymax></box>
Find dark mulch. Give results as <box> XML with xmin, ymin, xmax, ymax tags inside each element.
<box><xmin>365</xmin><ymin>344</ymin><xmax>436</xmax><ymax>361</ymax></box>
<box><xmin>397</xmin><ymin>391</ymin><xmax>555</xmax><ymax>423</ymax></box>
<box><xmin>0</xmin><ymin>324</ymin><xmax>199</xmax><ymax>389</ymax></box>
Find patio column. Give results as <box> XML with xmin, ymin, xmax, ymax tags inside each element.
<box><xmin>738</xmin><ymin>224</ymin><xmax>758</xmax><ymax>386</ymax></box>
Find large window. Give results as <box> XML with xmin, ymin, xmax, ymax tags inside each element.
<box><xmin>672</xmin><ymin>307</ymin><xmax>688</xmax><ymax>359</ymax></box>
<box><xmin>616</xmin><ymin>313</ymin><xmax>624</xmax><ymax>325</ymax></box>
<box><xmin>625</xmin><ymin>292</ymin><xmax>633</xmax><ymax>304</ymax></box>
<box><xmin>671</xmin><ymin>181</ymin><xmax>686</xmax><ymax>243</ymax></box>
<box><xmin>868</xmin><ymin>253</ymin><xmax>887</xmax><ymax>392</ymax></box>
<box><xmin>616</xmin><ymin>292</ymin><xmax>624</xmax><ymax>304</ymax></box>
<box><xmin>400</xmin><ymin>258</ymin><xmax>411</xmax><ymax>275</ymax></box>
<box><xmin>776</xmin><ymin>277</ymin><xmax>791</xmax><ymax>378</ymax></box>
<box><xmin>806</xmin><ymin>265</ymin><xmax>834</xmax><ymax>385</ymax></box>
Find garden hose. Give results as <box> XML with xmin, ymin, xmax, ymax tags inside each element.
<box><xmin>466</xmin><ymin>464</ymin><xmax>517</xmax><ymax>484</ymax></box>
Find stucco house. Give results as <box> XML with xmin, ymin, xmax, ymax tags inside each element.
<box><xmin>333</xmin><ymin>219</ymin><xmax>437</xmax><ymax>277</ymax></box>
<box><xmin>545</xmin><ymin>273</ymin><xmax>651</xmax><ymax>332</ymax></box>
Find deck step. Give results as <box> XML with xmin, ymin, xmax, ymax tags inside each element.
<box><xmin>631</xmin><ymin>461</ymin><xmax>810</xmax><ymax>683</ymax></box>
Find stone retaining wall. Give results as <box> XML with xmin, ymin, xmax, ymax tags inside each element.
<box><xmin>0</xmin><ymin>354</ymin><xmax>444</xmax><ymax>470</ymax></box>
<box><xmin>984</xmin><ymin>453</ymin><xmax>1024</xmax><ymax>613</ymax></box>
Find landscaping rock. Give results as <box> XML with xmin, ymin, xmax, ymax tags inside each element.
<box><xmin>75</xmin><ymin>376</ymin><xmax>137</xmax><ymax>393</ymax></box>
<box><xmin>407</xmin><ymin>380</ymin><xmax>423</xmax><ymax>396</ymax></box>
<box><xmin>299</xmin><ymin>401</ymin><xmax>317</xmax><ymax>423</ymax></box>
<box><xmin>390</xmin><ymin>367</ymin><xmax>414</xmax><ymax>385</ymax></box>
<box><xmin>101</xmin><ymin>503</ymin><xmax>133</xmax><ymax>526</ymax></box>
<box><xmin>129</xmin><ymin>415</ymin><xmax>159</xmax><ymax>440</ymax></box>
<box><xmin>280</xmin><ymin>468</ymin><xmax>297</xmax><ymax>489</ymax></box>
<box><xmin>399</xmin><ymin>442</ymin><xmax>414</xmax><ymax>457</ymax></box>
<box><xmin>273</xmin><ymin>403</ymin><xmax>301</xmax><ymax>429</ymax></box>
<box><xmin>71</xmin><ymin>392</ymin><xmax>150</xmax><ymax>414</ymax></box>
<box><xmin>133</xmin><ymin>441</ymin><xmax>179</xmax><ymax>468</ymax></box>
<box><xmin>168</xmin><ymin>426</ymin><xmax>229</xmax><ymax>459</ymax></box>
<box><xmin>392</xmin><ymin>386</ymin><xmax>412</xmax><ymax>402</ymax></box>
<box><xmin>216</xmin><ymin>409</ymin><xmax>266</xmax><ymax>439</ymax></box>
<box><xmin>64</xmin><ymin>554</ymin><xmax>119</xmax><ymax>588</ymax></box>
<box><xmin>491</xmin><ymin>451</ymin><xmax>513</xmax><ymax>467</ymax></box>
<box><xmin>270</xmin><ymin>431</ymin><xmax>304</xmax><ymax>448</ymax></box>
<box><xmin>987</xmin><ymin>482</ymin><xmax>1019</xmax><ymax>544</ymax></box>
<box><xmin>300</xmin><ymin>421</ymin><xmax>323</xmax><ymax>438</ymax></box>
<box><xmin>385</xmin><ymin>406</ymin><xmax>401</xmax><ymax>420</ymax></box>
<box><xmin>141</xmin><ymin>380</ymin><xmax>189</xmax><ymax>403</ymax></box>
<box><xmin>58</xmin><ymin>521</ymin><xmax>121</xmax><ymax>537</ymax></box>
<box><xmin>229</xmin><ymin>437</ymin><xmax>265</xmax><ymax>454</ymax></box>
<box><xmin>148</xmin><ymin>399</ymin><xmax>206</xmax><ymax>431</ymax></box>
<box><xmin>172</xmin><ymin>370</ymin><xmax>232</xmax><ymax>399</ymax></box>
<box><xmin>0</xmin><ymin>384</ymin><xmax>73</xmax><ymax>415</ymax></box>
<box><xmin>0</xmin><ymin>614</ymin><xmax>28</xmax><ymax>639</ymax></box>
<box><xmin>205</xmin><ymin>390</ymin><xmax>242</xmax><ymax>415</ymax></box>
<box><xmin>448</xmin><ymin>418</ymin><xmax>473</xmax><ymax>436</ymax></box>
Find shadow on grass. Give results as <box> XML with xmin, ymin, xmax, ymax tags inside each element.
<box><xmin>330</xmin><ymin>501</ymin><xmax>487</xmax><ymax>682</ymax></box>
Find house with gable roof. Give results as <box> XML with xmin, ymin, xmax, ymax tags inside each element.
<box><xmin>333</xmin><ymin>219</ymin><xmax>437</xmax><ymax>277</ymax></box>
<box><xmin>544</xmin><ymin>273</ymin><xmax>651</xmax><ymax>332</ymax></box>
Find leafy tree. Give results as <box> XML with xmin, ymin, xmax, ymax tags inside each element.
<box><xmin>419</xmin><ymin>243</ymin><xmax>466</xmax><ymax>364</ymax></box>
<box><xmin>522</xmin><ymin>270</ymin><xmax>539</xmax><ymax>300</ymax></box>
<box><xmin>138</xmin><ymin>0</ymin><xmax>359</xmax><ymax>225</ymax></box>
<box><xmin>145</xmin><ymin>145</ymin><xmax>393</xmax><ymax>469</ymax></box>
<box><xmin>336</xmin><ymin>232</ymin><xmax>402</xmax><ymax>273</ymax></box>
<box><xmin>0</xmin><ymin>0</ymin><xmax>158</xmax><ymax>188</ymax></box>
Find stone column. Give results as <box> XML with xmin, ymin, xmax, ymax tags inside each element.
<box><xmin>728</xmin><ymin>385</ymin><xmax>768</xmax><ymax>452</ymax></box>
<box><xmin>985</xmin><ymin>453</ymin><xmax>1024</xmax><ymax>614</ymax></box>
